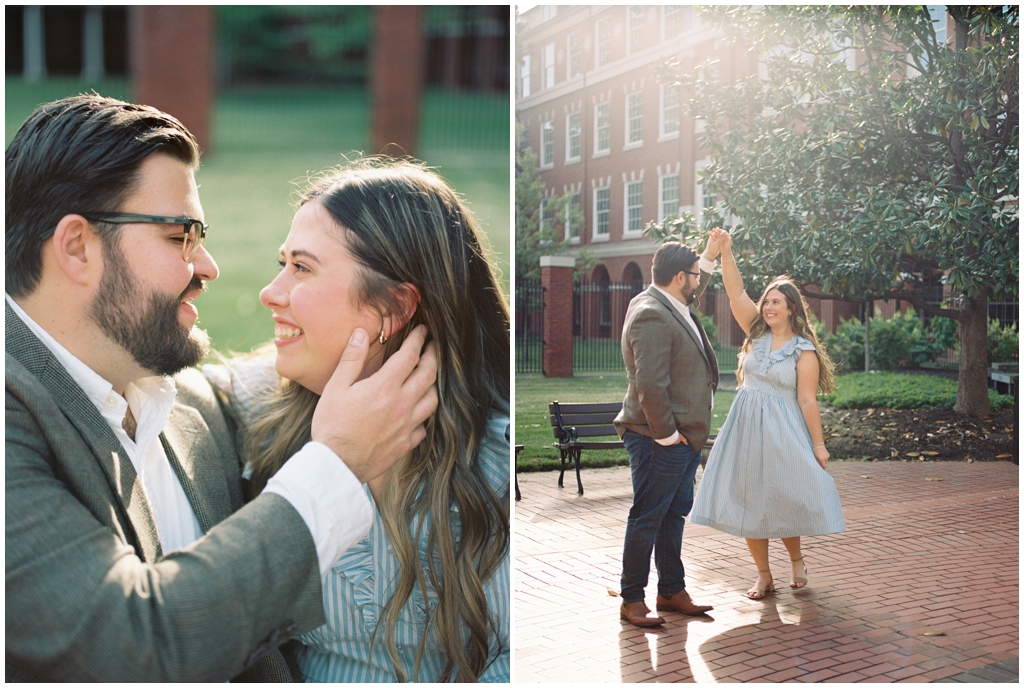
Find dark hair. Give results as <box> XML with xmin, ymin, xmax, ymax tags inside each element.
<box><xmin>5</xmin><ymin>94</ymin><xmax>200</xmax><ymax>297</ymax></box>
<box><xmin>245</xmin><ymin>157</ymin><xmax>509</xmax><ymax>681</ymax></box>
<box><xmin>651</xmin><ymin>241</ymin><xmax>698</xmax><ymax>286</ymax></box>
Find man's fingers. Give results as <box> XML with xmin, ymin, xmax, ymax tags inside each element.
<box><xmin>679</xmin><ymin>435</ymin><xmax>689</xmax><ymax>445</ymax></box>
<box><xmin>328</xmin><ymin>328</ymin><xmax>370</xmax><ymax>390</ymax></box>
<box><xmin>410</xmin><ymin>384</ymin><xmax>439</xmax><ymax>426</ymax></box>
<box><xmin>404</xmin><ymin>341</ymin><xmax>438</xmax><ymax>396</ymax></box>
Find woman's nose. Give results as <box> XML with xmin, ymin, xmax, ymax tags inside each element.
<box><xmin>259</xmin><ymin>271</ymin><xmax>289</xmax><ymax>311</ymax></box>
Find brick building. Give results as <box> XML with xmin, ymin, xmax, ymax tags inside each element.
<box><xmin>515</xmin><ymin>5</ymin><xmax>870</xmax><ymax>347</ymax></box>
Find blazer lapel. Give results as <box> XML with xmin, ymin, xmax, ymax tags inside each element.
<box><xmin>160</xmin><ymin>404</ymin><xmax>233</xmax><ymax>532</ymax></box>
<box><xmin>647</xmin><ymin>286</ymin><xmax>710</xmax><ymax>364</ymax></box>
<box><xmin>5</xmin><ymin>302</ymin><xmax>163</xmax><ymax>562</ymax></box>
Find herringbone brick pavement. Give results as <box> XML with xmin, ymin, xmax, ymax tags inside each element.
<box><xmin>514</xmin><ymin>461</ymin><xmax>1018</xmax><ymax>682</ymax></box>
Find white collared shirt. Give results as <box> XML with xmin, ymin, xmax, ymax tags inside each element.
<box><xmin>648</xmin><ymin>253</ymin><xmax>717</xmax><ymax>446</ymax></box>
<box><xmin>7</xmin><ymin>294</ymin><xmax>372</xmax><ymax>580</ymax></box>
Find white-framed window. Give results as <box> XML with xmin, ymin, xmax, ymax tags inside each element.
<box><xmin>541</xmin><ymin>5</ymin><xmax>557</xmax><ymax>22</ymax></box>
<box><xmin>626</xmin><ymin>91</ymin><xmax>643</xmax><ymax>147</ymax></box>
<box><xmin>566</xmin><ymin>191</ymin><xmax>581</xmax><ymax>243</ymax></box>
<box><xmin>659</xmin><ymin>173</ymin><xmax>680</xmax><ymax>221</ymax></box>
<box><xmin>660</xmin><ymin>84</ymin><xmax>680</xmax><ymax>138</ymax></box>
<box><xmin>596</xmin><ymin>18</ymin><xmax>611</xmax><ymax>67</ymax></box>
<box><xmin>520</xmin><ymin>55</ymin><xmax>531</xmax><ymax>98</ymax></box>
<box><xmin>663</xmin><ymin>6</ymin><xmax>684</xmax><ymax>41</ymax></box>
<box><xmin>683</xmin><ymin>7</ymin><xmax>700</xmax><ymax>31</ymax></box>
<box><xmin>628</xmin><ymin>6</ymin><xmax>645</xmax><ymax>54</ymax></box>
<box><xmin>594</xmin><ymin>101</ymin><xmax>610</xmax><ymax>154</ymax></box>
<box><xmin>593</xmin><ymin>186</ymin><xmax>610</xmax><ymax>240</ymax></box>
<box><xmin>910</xmin><ymin>5</ymin><xmax>948</xmax><ymax>74</ymax></box>
<box><xmin>568</xmin><ymin>31</ymin><xmax>582</xmax><ymax>79</ymax></box>
<box><xmin>543</xmin><ymin>43</ymin><xmax>555</xmax><ymax>89</ymax></box>
<box><xmin>540</xmin><ymin>120</ymin><xmax>554</xmax><ymax>168</ymax></box>
<box><xmin>624</xmin><ymin>179</ymin><xmax>643</xmax><ymax>236</ymax></box>
<box><xmin>566</xmin><ymin>112</ymin><xmax>581</xmax><ymax>162</ymax></box>
<box><xmin>539</xmin><ymin>197</ymin><xmax>554</xmax><ymax>239</ymax></box>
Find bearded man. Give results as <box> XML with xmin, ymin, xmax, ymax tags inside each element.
<box><xmin>5</xmin><ymin>95</ymin><xmax>438</xmax><ymax>681</ymax></box>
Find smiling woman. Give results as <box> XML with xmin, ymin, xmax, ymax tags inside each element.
<box><xmin>205</xmin><ymin>157</ymin><xmax>510</xmax><ymax>682</ymax></box>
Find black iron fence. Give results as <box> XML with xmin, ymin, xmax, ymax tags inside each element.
<box><xmin>515</xmin><ymin>278</ymin><xmax>544</xmax><ymax>374</ymax></box>
<box><xmin>573</xmin><ymin>278</ymin><xmax>644</xmax><ymax>372</ymax></box>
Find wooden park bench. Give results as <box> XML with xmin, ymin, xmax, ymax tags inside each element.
<box><xmin>549</xmin><ymin>400</ymin><xmax>717</xmax><ymax>496</ymax></box>
<box><xmin>549</xmin><ymin>401</ymin><xmax>625</xmax><ymax>495</ymax></box>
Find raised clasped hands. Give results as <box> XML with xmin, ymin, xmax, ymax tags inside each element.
<box><xmin>311</xmin><ymin>324</ymin><xmax>439</xmax><ymax>483</ymax></box>
<box><xmin>707</xmin><ymin>227</ymin><xmax>732</xmax><ymax>257</ymax></box>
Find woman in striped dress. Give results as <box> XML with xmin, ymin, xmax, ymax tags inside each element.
<box><xmin>206</xmin><ymin>158</ymin><xmax>510</xmax><ymax>681</ymax></box>
<box><xmin>690</xmin><ymin>228</ymin><xmax>844</xmax><ymax>599</ymax></box>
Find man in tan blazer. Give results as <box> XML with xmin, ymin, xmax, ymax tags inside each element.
<box><xmin>5</xmin><ymin>95</ymin><xmax>437</xmax><ymax>681</ymax></box>
<box><xmin>614</xmin><ymin>240</ymin><xmax>721</xmax><ymax>626</ymax></box>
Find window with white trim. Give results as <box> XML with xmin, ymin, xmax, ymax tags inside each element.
<box><xmin>594</xmin><ymin>102</ymin><xmax>610</xmax><ymax>154</ymax></box>
<box><xmin>626</xmin><ymin>92</ymin><xmax>643</xmax><ymax>146</ymax></box>
<box><xmin>664</xmin><ymin>6</ymin><xmax>683</xmax><ymax>40</ymax></box>
<box><xmin>596</xmin><ymin>18</ymin><xmax>611</xmax><ymax>67</ymax></box>
<box><xmin>566</xmin><ymin>191</ymin><xmax>581</xmax><ymax>242</ymax></box>
<box><xmin>660</xmin><ymin>84</ymin><xmax>680</xmax><ymax>138</ymax></box>
<box><xmin>625</xmin><ymin>180</ymin><xmax>643</xmax><ymax>235</ymax></box>
<box><xmin>566</xmin><ymin>112</ymin><xmax>581</xmax><ymax>162</ymax></box>
<box><xmin>540</xmin><ymin>120</ymin><xmax>554</xmax><ymax>168</ymax></box>
<box><xmin>539</xmin><ymin>198</ymin><xmax>554</xmax><ymax>239</ymax></box>
<box><xmin>594</xmin><ymin>186</ymin><xmax>610</xmax><ymax>239</ymax></box>
<box><xmin>520</xmin><ymin>55</ymin><xmax>531</xmax><ymax>98</ymax></box>
<box><xmin>541</xmin><ymin>5</ymin><xmax>557</xmax><ymax>22</ymax></box>
<box><xmin>543</xmin><ymin>43</ymin><xmax>555</xmax><ymax>89</ymax></box>
<box><xmin>568</xmin><ymin>31</ymin><xmax>582</xmax><ymax>78</ymax></box>
<box><xmin>660</xmin><ymin>174</ymin><xmax>679</xmax><ymax>221</ymax></box>
<box><xmin>695</xmin><ymin>158</ymin><xmax>713</xmax><ymax>226</ymax></box>
<box><xmin>628</xmin><ymin>6</ymin><xmax>645</xmax><ymax>54</ymax></box>
<box><xmin>910</xmin><ymin>6</ymin><xmax>948</xmax><ymax>74</ymax></box>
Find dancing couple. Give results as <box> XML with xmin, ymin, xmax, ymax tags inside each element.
<box><xmin>614</xmin><ymin>229</ymin><xmax>845</xmax><ymax>627</ymax></box>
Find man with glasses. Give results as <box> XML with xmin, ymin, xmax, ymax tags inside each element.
<box><xmin>613</xmin><ymin>240</ymin><xmax>721</xmax><ymax>626</ymax></box>
<box><xmin>5</xmin><ymin>95</ymin><xmax>438</xmax><ymax>680</ymax></box>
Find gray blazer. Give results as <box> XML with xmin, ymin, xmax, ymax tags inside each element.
<box><xmin>5</xmin><ymin>302</ymin><xmax>324</xmax><ymax>681</ymax></box>
<box><xmin>614</xmin><ymin>276</ymin><xmax>720</xmax><ymax>450</ymax></box>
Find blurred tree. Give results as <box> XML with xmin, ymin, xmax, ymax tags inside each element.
<box><xmin>648</xmin><ymin>6</ymin><xmax>1018</xmax><ymax>415</ymax></box>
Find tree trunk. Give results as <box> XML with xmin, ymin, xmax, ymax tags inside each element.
<box><xmin>954</xmin><ymin>294</ymin><xmax>991</xmax><ymax>415</ymax></box>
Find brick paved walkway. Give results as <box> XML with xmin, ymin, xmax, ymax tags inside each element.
<box><xmin>514</xmin><ymin>461</ymin><xmax>1018</xmax><ymax>682</ymax></box>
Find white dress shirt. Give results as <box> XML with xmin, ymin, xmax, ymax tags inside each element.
<box><xmin>647</xmin><ymin>252</ymin><xmax>717</xmax><ymax>446</ymax></box>
<box><xmin>6</xmin><ymin>294</ymin><xmax>371</xmax><ymax>580</ymax></box>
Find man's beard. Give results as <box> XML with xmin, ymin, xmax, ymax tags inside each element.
<box><xmin>90</xmin><ymin>240</ymin><xmax>210</xmax><ymax>377</ymax></box>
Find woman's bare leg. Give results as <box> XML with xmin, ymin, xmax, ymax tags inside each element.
<box><xmin>782</xmin><ymin>537</ymin><xmax>807</xmax><ymax>588</ymax></box>
<box><xmin>744</xmin><ymin>538</ymin><xmax>774</xmax><ymax>598</ymax></box>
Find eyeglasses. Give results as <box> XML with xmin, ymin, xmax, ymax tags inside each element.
<box><xmin>684</xmin><ymin>270</ymin><xmax>701</xmax><ymax>277</ymax></box>
<box><xmin>79</xmin><ymin>213</ymin><xmax>209</xmax><ymax>263</ymax></box>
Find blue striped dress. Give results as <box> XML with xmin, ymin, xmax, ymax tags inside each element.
<box><xmin>204</xmin><ymin>357</ymin><xmax>510</xmax><ymax>682</ymax></box>
<box><xmin>689</xmin><ymin>334</ymin><xmax>845</xmax><ymax>539</ymax></box>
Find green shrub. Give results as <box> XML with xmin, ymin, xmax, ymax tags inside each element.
<box><xmin>869</xmin><ymin>309</ymin><xmax>944</xmax><ymax>370</ymax></box>
<box><xmin>929</xmin><ymin>315</ymin><xmax>960</xmax><ymax>352</ymax></box>
<box><xmin>821</xmin><ymin>372</ymin><xmax>1014</xmax><ymax>410</ymax></box>
<box><xmin>989</xmin><ymin>319</ymin><xmax>1019</xmax><ymax>363</ymax></box>
<box><xmin>823</xmin><ymin>317</ymin><xmax>865</xmax><ymax>372</ymax></box>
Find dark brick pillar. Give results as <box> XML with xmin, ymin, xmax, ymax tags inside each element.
<box><xmin>541</xmin><ymin>256</ymin><xmax>575</xmax><ymax>378</ymax></box>
<box><xmin>371</xmin><ymin>6</ymin><xmax>424</xmax><ymax>156</ymax></box>
<box><xmin>131</xmin><ymin>6</ymin><xmax>214</xmax><ymax>152</ymax></box>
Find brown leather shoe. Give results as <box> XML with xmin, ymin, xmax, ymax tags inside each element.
<box><xmin>620</xmin><ymin>601</ymin><xmax>665</xmax><ymax>627</ymax></box>
<box><xmin>656</xmin><ymin>589</ymin><xmax>713</xmax><ymax>616</ymax></box>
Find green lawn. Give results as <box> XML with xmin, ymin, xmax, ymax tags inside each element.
<box><xmin>515</xmin><ymin>374</ymin><xmax>737</xmax><ymax>471</ymax></box>
<box><xmin>6</xmin><ymin>78</ymin><xmax>510</xmax><ymax>354</ymax></box>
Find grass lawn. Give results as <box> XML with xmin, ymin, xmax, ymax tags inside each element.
<box><xmin>6</xmin><ymin>78</ymin><xmax>510</xmax><ymax>355</ymax></box>
<box><xmin>515</xmin><ymin>374</ymin><xmax>737</xmax><ymax>471</ymax></box>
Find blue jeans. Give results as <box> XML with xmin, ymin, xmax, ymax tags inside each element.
<box><xmin>620</xmin><ymin>429</ymin><xmax>702</xmax><ymax>604</ymax></box>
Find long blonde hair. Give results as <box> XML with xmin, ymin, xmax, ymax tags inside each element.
<box><xmin>736</xmin><ymin>276</ymin><xmax>836</xmax><ymax>394</ymax></box>
<box><xmin>244</xmin><ymin>158</ymin><xmax>510</xmax><ymax>681</ymax></box>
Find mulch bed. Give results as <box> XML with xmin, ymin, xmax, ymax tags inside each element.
<box><xmin>820</xmin><ymin>405</ymin><xmax>1017</xmax><ymax>462</ymax></box>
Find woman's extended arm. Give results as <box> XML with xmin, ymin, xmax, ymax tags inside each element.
<box><xmin>710</xmin><ymin>228</ymin><xmax>758</xmax><ymax>334</ymax></box>
<box><xmin>795</xmin><ymin>349</ymin><xmax>829</xmax><ymax>468</ymax></box>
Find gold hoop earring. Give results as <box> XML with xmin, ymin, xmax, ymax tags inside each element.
<box><xmin>378</xmin><ymin>327</ymin><xmax>388</xmax><ymax>345</ymax></box>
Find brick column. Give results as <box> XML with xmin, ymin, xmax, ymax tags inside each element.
<box><xmin>541</xmin><ymin>256</ymin><xmax>575</xmax><ymax>378</ymax></box>
<box><xmin>371</xmin><ymin>6</ymin><xmax>424</xmax><ymax>156</ymax></box>
<box><xmin>131</xmin><ymin>6</ymin><xmax>214</xmax><ymax>151</ymax></box>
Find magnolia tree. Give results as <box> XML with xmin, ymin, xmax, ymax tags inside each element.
<box><xmin>649</xmin><ymin>6</ymin><xmax>1018</xmax><ymax>415</ymax></box>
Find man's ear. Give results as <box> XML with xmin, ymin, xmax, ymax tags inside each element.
<box><xmin>48</xmin><ymin>214</ymin><xmax>105</xmax><ymax>287</ymax></box>
<box><xmin>383</xmin><ymin>283</ymin><xmax>422</xmax><ymax>337</ymax></box>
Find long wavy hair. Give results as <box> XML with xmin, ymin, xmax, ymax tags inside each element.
<box><xmin>736</xmin><ymin>276</ymin><xmax>836</xmax><ymax>394</ymax></box>
<box><xmin>244</xmin><ymin>158</ymin><xmax>510</xmax><ymax>681</ymax></box>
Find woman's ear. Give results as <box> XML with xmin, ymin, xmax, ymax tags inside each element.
<box><xmin>383</xmin><ymin>283</ymin><xmax>421</xmax><ymax>336</ymax></box>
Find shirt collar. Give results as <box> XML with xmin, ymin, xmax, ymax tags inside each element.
<box><xmin>5</xmin><ymin>293</ymin><xmax>177</xmax><ymax>432</ymax></box>
<box><xmin>651</xmin><ymin>284</ymin><xmax>694</xmax><ymax>321</ymax></box>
